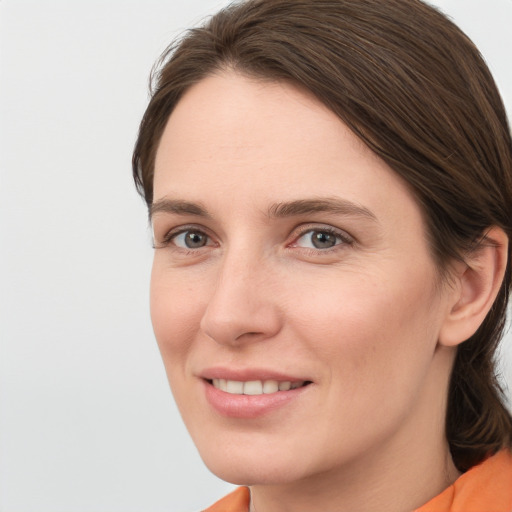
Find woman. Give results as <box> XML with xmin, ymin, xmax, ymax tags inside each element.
<box><xmin>133</xmin><ymin>0</ymin><xmax>512</xmax><ymax>510</ymax></box>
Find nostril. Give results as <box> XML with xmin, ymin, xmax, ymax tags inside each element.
<box><xmin>235</xmin><ymin>331</ymin><xmax>263</xmax><ymax>340</ymax></box>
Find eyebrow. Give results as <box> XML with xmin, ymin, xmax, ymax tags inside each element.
<box><xmin>149</xmin><ymin>198</ymin><xmax>211</xmax><ymax>221</ymax></box>
<box><xmin>267</xmin><ymin>198</ymin><xmax>378</xmax><ymax>222</ymax></box>
<box><xmin>149</xmin><ymin>196</ymin><xmax>377</xmax><ymax>223</ymax></box>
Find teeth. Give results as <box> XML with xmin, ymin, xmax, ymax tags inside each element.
<box><xmin>212</xmin><ymin>379</ymin><xmax>305</xmax><ymax>395</ymax></box>
<box><xmin>226</xmin><ymin>380</ymin><xmax>244</xmax><ymax>394</ymax></box>
<box><xmin>244</xmin><ymin>380</ymin><xmax>263</xmax><ymax>395</ymax></box>
<box><xmin>263</xmin><ymin>380</ymin><xmax>279</xmax><ymax>393</ymax></box>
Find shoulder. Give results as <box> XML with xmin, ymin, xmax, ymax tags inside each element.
<box><xmin>415</xmin><ymin>450</ymin><xmax>512</xmax><ymax>512</ymax></box>
<box><xmin>202</xmin><ymin>487</ymin><xmax>250</xmax><ymax>512</ymax></box>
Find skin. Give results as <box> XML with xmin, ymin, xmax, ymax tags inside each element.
<box><xmin>150</xmin><ymin>71</ymin><xmax>465</xmax><ymax>512</ymax></box>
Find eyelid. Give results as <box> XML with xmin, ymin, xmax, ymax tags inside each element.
<box><xmin>153</xmin><ymin>221</ymin><xmax>354</xmax><ymax>252</ymax></box>
<box><xmin>154</xmin><ymin>223</ymin><xmax>216</xmax><ymax>249</ymax></box>
<box><xmin>288</xmin><ymin>223</ymin><xmax>355</xmax><ymax>248</ymax></box>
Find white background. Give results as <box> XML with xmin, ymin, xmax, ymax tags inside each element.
<box><xmin>1</xmin><ymin>1</ymin><xmax>511</xmax><ymax>511</ymax></box>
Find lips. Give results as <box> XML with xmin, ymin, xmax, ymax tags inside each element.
<box><xmin>200</xmin><ymin>368</ymin><xmax>312</xmax><ymax>418</ymax></box>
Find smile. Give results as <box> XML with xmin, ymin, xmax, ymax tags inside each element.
<box><xmin>203</xmin><ymin>376</ymin><xmax>312</xmax><ymax>418</ymax></box>
<box><xmin>210</xmin><ymin>379</ymin><xmax>307</xmax><ymax>395</ymax></box>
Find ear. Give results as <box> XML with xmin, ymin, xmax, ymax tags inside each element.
<box><xmin>438</xmin><ymin>226</ymin><xmax>508</xmax><ymax>348</ymax></box>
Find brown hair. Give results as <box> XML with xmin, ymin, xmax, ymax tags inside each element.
<box><xmin>132</xmin><ymin>0</ymin><xmax>512</xmax><ymax>472</ymax></box>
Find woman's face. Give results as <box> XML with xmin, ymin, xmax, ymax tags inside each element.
<box><xmin>150</xmin><ymin>72</ymin><xmax>456</xmax><ymax>485</ymax></box>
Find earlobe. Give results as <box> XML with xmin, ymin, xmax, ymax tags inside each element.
<box><xmin>438</xmin><ymin>227</ymin><xmax>508</xmax><ymax>348</ymax></box>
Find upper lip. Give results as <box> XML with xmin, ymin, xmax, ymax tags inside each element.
<box><xmin>199</xmin><ymin>366</ymin><xmax>311</xmax><ymax>383</ymax></box>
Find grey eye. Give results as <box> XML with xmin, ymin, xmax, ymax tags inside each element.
<box><xmin>174</xmin><ymin>230</ymin><xmax>209</xmax><ymax>249</ymax></box>
<box><xmin>311</xmin><ymin>231</ymin><xmax>337</xmax><ymax>249</ymax></box>
<box><xmin>295</xmin><ymin>230</ymin><xmax>341</xmax><ymax>249</ymax></box>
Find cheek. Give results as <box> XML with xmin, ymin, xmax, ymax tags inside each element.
<box><xmin>290</xmin><ymin>267</ymin><xmax>441</xmax><ymax>389</ymax></box>
<box><xmin>149</xmin><ymin>263</ymin><xmax>207</xmax><ymax>366</ymax></box>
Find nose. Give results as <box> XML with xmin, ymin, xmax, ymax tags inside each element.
<box><xmin>199</xmin><ymin>251</ymin><xmax>282</xmax><ymax>347</ymax></box>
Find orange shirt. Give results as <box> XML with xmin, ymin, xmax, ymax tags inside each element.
<box><xmin>203</xmin><ymin>450</ymin><xmax>512</xmax><ymax>512</ymax></box>
<box><xmin>203</xmin><ymin>486</ymin><xmax>249</xmax><ymax>512</ymax></box>
<box><xmin>415</xmin><ymin>450</ymin><xmax>512</xmax><ymax>512</ymax></box>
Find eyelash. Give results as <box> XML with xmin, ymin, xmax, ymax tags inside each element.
<box><xmin>155</xmin><ymin>224</ymin><xmax>354</xmax><ymax>255</ymax></box>
<box><xmin>290</xmin><ymin>225</ymin><xmax>354</xmax><ymax>253</ymax></box>
<box><xmin>155</xmin><ymin>225</ymin><xmax>214</xmax><ymax>252</ymax></box>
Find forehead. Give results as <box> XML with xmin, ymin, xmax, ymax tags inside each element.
<box><xmin>155</xmin><ymin>72</ymin><xmax>358</xmax><ymax>170</ymax></box>
<box><xmin>153</xmin><ymin>71</ymin><xmax>420</xmax><ymax>225</ymax></box>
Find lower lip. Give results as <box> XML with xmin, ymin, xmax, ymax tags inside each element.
<box><xmin>203</xmin><ymin>380</ymin><xmax>310</xmax><ymax>419</ymax></box>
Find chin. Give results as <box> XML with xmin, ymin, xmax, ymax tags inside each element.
<box><xmin>204</xmin><ymin>458</ymin><xmax>301</xmax><ymax>486</ymax></box>
<box><xmin>196</xmin><ymin>437</ymin><xmax>311</xmax><ymax>486</ymax></box>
